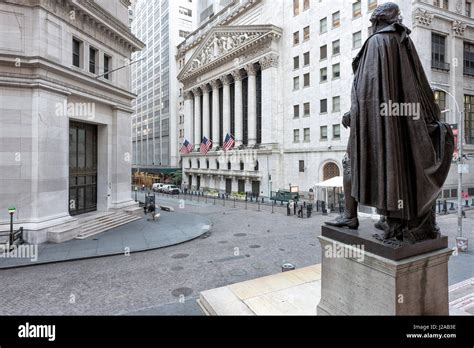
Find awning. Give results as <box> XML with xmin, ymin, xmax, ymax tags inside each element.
<box><xmin>132</xmin><ymin>167</ymin><xmax>181</xmax><ymax>175</ymax></box>
<box><xmin>315</xmin><ymin>176</ymin><xmax>343</xmax><ymax>188</ymax></box>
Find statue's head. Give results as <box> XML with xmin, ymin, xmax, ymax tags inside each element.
<box><xmin>370</xmin><ymin>2</ymin><xmax>402</xmax><ymax>27</ymax></box>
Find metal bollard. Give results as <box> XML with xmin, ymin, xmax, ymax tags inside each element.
<box><xmin>449</xmin><ymin>202</ymin><xmax>455</xmax><ymax>210</ymax></box>
<box><xmin>272</xmin><ymin>200</ymin><xmax>274</xmax><ymax>214</ymax></box>
<box><xmin>258</xmin><ymin>200</ymin><xmax>260</xmax><ymax>211</ymax></box>
<box><xmin>287</xmin><ymin>203</ymin><xmax>290</xmax><ymax>216</ymax></box>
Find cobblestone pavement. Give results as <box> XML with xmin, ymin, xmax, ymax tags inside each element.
<box><xmin>0</xmin><ymin>197</ymin><xmax>471</xmax><ymax>315</ymax></box>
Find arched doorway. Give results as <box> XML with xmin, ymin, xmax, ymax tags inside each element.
<box><xmin>323</xmin><ymin>162</ymin><xmax>340</xmax><ymax>180</ymax></box>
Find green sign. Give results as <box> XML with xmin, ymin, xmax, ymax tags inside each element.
<box><xmin>8</xmin><ymin>207</ymin><xmax>16</xmax><ymax>214</ymax></box>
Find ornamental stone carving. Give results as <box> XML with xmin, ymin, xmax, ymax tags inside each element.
<box><xmin>452</xmin><ymin>20</ymin><xmax>467</xmax><ymax>36</ymax></box>
<box><xmin>231</xmin><ymin>69</ymin><xmax>244</xmax><ymax>81</ymax></box>
<box><xmin>201</xmin><ymin>84</ymin><xmax>211</xmax><ymax>93</ymax></box>
<box><xmin>184</xmin><ymin>91</ymin><xmax>194</xmax><ymax>100</ymax></box>
<box><xmin>413</xmin><ymin>8</ymin><xmax>434</xmax><ymax>27</ymax></box>
<box><xmin>259</xmin><ymin>54</ymin><xmax>279</xmax><ymax>70</ymax></box>
<box><xmin>244</xmin><ymin>63</ymin><xmax>258</xmax><ymax>76</ymax></box>
<box><xmin>220</xmin><ymin>75</ymin><xmax>232</xmax><ymax>85</ymax></box>
<box><xmin>192</xmin><ymin>87</ymin><xmax>202</xmax><ymax>96</ymax></box>
<box><xmin>188</xmin><ymin>32</ymin><xmax>260</xmax><ymax>74</ymax></box>
<box><xmin>210</xmin><ymin>79</ymin><xmax>221</xmax><ymax>89</ymax></box>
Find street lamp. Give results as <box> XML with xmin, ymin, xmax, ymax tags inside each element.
<box><xmin>433</xmin><ymin>86</ymin><xmax>467</xmax><ymax>251</ymax></box>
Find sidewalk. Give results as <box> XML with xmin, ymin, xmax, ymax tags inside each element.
<box><xmin>0</xmin><ymin>210</ymin><xmax>210</xmax><ymax>269</ymax></box>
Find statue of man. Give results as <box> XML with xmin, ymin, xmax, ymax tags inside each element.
<box><xmin>326</xmin><ymin>2</ymin><xmax>454</xmax><ymax>243</ymax></box>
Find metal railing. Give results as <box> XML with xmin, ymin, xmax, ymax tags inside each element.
<box><xmin>432</xmin><ymin>60</ymin><xmax>450</xmax><ymax>71</ymax></box>
<box><xmin>0</xmin><ymin>227</ymin><xmax>24</xmax><ymax>251</ymax></box>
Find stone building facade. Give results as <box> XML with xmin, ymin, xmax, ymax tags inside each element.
<box><xmin>0</xmin><ymin>0</ymin><xmax>144</xmax><ymax>243</ymax></box>
<box><xmin>176</xmin><ymin>0</ymin><xmax>474</xmax><ymax>201</ymax></box>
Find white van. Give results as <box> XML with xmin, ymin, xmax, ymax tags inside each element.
<box><xmin>152</xmin><ymin>183</ymin><xmax>165</xmax><ymax>192</ymax></box>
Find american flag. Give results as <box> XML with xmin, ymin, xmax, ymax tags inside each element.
<box><xmin>200</xmin><ymin>137</ymin><xmax>212</xmax><ymax>155</ymax></box>
<box><xmin>180</xmin><ymin>140</ymin><xmax>193</xmax><ymax>154</ymax></box>
<box><xmin>222</xmin><ymin>133</ymin><xmax>235</xmax><ymax>151</ymax></box>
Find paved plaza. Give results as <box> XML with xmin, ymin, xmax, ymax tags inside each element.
<box><xmin>0</xmin><ymin>194</ymin><xmax>472</xmax><ymax>315</ymax></box>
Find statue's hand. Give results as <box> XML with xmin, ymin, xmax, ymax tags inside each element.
<box><xmin>342</xmin><ymin>111</ymin><xmax>351</xmax><ymax>129</ymax></box>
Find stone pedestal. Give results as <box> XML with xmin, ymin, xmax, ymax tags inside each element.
<box><xmin>317</xmin><ymin>222</ymin><xmax>452</xmax><ymax>315</ymax></box>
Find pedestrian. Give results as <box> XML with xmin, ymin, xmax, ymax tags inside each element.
<box><xmin>148</xmin><ymin>202</ymin><xmax>156</xmax><ymax>221</ymax></box>
<box><xmin>298</xmin><ymin>205</ymin><xmax>303</xmax><ymax>218</ymax></box>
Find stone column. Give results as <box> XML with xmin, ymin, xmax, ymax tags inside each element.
<box><xmin>259</xmin><ymin>54</ymin><xmax>279</xmax><ymax>144</ymax></box>
<box><xmin>245</xmin><ymin>63</ymin><xmax>257</xmax><ymax>146</ymax></box>
<box><xmin>183</xmin><ymin>91</ymin><xmax>194</xmax><ymax>143</ymax></box>
<box><xmin>193</xmin><ymin>87</ymin><xmax>202</xmax><ymax>148</ymax></box>
<box><xmin>210</xmin><ymin>79</ymin><xmax>221</xmax><ymax>145</ymax></box>
<box><xmin>202</xmin><ymin>84</ymin><xmax>211</xmax><ymax>140</ymax></box>
<box><xmin>221</xmin><ymin>74</ymin><xmax>231</xmax><ymax>143</ymax></box>
<box><xmin>232</xmin><ymin>69</ymin><xmax>244</xmax><ymax>147</ymax></box>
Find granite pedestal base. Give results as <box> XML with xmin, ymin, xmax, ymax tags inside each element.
<box><xmin>317</xmin><ymin>222</ymin><xmax>453</xmax><ymax>315</ymax></box>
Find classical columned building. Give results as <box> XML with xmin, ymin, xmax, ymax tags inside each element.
<box><xmin>178</xmin><ymin>24</ymin><xmax>283</xmax><ymax>197</ymax></box>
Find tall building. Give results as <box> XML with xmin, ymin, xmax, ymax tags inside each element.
<box><xmin>176</xmin><ymin>0</ymin><xmax>474</xmax><ymax>201</ymax></box>
<box><xmin>0</xmin><ymin>0</ymin><xmax>144</xmax><ymax>243</ymax></box>
<box><xmin>131</xmin><ymin>0</ymin><xmax>199</xmax><ymax>176</ymax></box>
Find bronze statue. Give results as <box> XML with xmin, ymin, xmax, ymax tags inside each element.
<box><xmin>325</xmin><ymin>3</ymin><xmax>454</xmax><ymax>243</ymax></box>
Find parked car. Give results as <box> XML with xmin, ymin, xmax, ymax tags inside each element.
<box><xmin>163</xmin><ymin>184</ymin><xmax>180</xmax><ymax>194</ymax></box>
<box><xmin>152</xmin><ymin>183</ymin><xmax>165</xmax><ymax>192</ymax></box>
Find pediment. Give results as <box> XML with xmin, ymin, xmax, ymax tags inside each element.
<box><xmin>178</xmin><ymin>25</ymin><xmax>282</xmax><ymax>82</ymax></box>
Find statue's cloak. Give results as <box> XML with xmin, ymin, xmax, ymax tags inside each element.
<box><xmin>349</xmin><ymin>23</ymin><xmax>454</xmax><ymax>220</ymax></box>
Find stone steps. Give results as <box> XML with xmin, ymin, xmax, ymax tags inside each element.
<box><xmin>74</xmin><ymin>212</ymin><xmax>141</xmax><ymax>240</ymax></box>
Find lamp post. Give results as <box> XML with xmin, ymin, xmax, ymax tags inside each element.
<box><xmin>433</xmin><ymin>86</ymin><xmax>467</xmax><ymax>251</ymax></box>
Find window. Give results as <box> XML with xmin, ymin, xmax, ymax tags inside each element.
<box><xmin>304</xmin><ymin>127</ymin><xmax>310</xmax><ymax>142</ymax></box>
<box><xmin>320</xmin><ymin>99</ymin><xmax>328</xmax><ymax>113</ymax></box>
<box><xmin>320</xmin><ymin>125</ymin><xmax>328</xmax><ymax>139</ymax></box>
<box><xmin>197</xmin><ymin>160</ymin><xmax>200</xmax><ymax>169</ymax></box>
<box><xmin>368</xmin><ymin>0</ymin><xmax>378</xmax><ymax>10</ymax></box>
<box><xmin>104</xmin><ymin>55</ymin><xmax>111</xmax><ymax>80</ymax></box>
<box><xmin>465</xmin><ymin>94</ymin><xmax>474</xmax><ymax>144</ymax></box>
<box><xmin>303</xmin><ymin>26</ymin><xmax>310</xmax><ymax>41</ymax></box>
<box><xmin>227</xmin><ymin>161</ymin><xmax>231</xmax><ymax>170</ymax></box>
<box><xmin>467</xmin><ymin>1</ymin><xmax>472</xmax><ymax>17</ymax></box>
<box><xmin>89</xmin><ymin>47</ymin><xmax>97</xmax><ymax>74</ymax></box>
<box><xmin>320</xmin><ymin>67</ymin><xmax>328</xmax><ymax>82</ymax></box>
<box><xmin>303</xmin><ymin>0</ymin><xmax>310</xmax><ymax>11</ymax></box>
<box><xmin>304</xmin><ymin>102</ymin><xmax>310</xmax><ymax>116</ymax></box>
<box><xmin>332</xmin><ymin>63</ymin><xmax>340</xmax><ymax>79</ymax></box>
<box><xmin>332</xmin><ymin>11</ymin><xmax>340</xmax><ymax>28</ymax></box>
<box><xmin>320</xmin><ymin>45</ymin><xmax>327</xmax><ymax>60</ymax></box>
<box><xmin>293</xmin><ymin>129</ymin><xmax>300</xmax><ymax>143</ymax></box>
<box><xmin>434</xmin><ymin>0</ymin><xmax>449</xmax><ymax>9</ymax></box>
<box><xmin>432</xmin><ymin>33</ymin><xmax>449</xmax><ymax>71</ymax></box>
<box><xmin>294</xmin><ymin>104</ymin><xmax>300</xmax><ymax>118</ymax></box>
<box><xmin>332</xmin><ymin>39</ymin><xmax>340</xmax><ymax>55</ymax></box>
<box><xmin>72</xmin><ymin>38</ymin><xmax>82</xmax><ymax>67</ymax></box>
<box><xmin>293</xmin><ymin>0</ymin><xmax>300</xmax><ymax>16</ymax></box>
<box><xmin>353</xmin><ymin>31</ymin><xmax>362</xmax><ymax>48</ymax></box>
<box><xmin>320</xmin><ymin>17</ymin><xmax>327</xmax><ymax>34</ymax></box>
<box><xmin>294</xmin><ymin>56</ymin><xmax>300</xmax><ymax>69</ymax></box>
<box><xmin>293</xmin><ymin>31</ymin><xmax>300</xmax><ymax>45</ymax></box>
<box><xmin>299</xmin><ymin>160</ymin><xmax>305</xmax><ymax>173</ymax></box>
<box><xmin>207</xmin><ymin>159</ymin><xmax>210</xmax><ymax>169</ymax></box>
<box><xmin>303</xmin><ymin>73</ymin><xmax>310</xmax><ymax>87</ymax></box>
<box><xmin>216</xmin><ymin>160</ymin><xmax>220</xmax><ymax>170</ymax></box>
<box><xmin>303</xmin><ymin>51</ymin><xmax>310</xmax><ymax>65</ymax></box>
<box><xmin>293</xmin><ymin>76</ymin><xmax>300</xmax><ymax>90</ymax></box>
<box><xmin>353</xmin><ymin>1</ymin><xmax>362</xmax><ymax>18</ymax></box>
<box><xmin>179</xmin><ymin>6</ymin><xmax>192</xmax><ymax>16</ymax></box>
<box><xmin>240</xmin><ymin>161</ymin><xmax>244</xmax><ymax>170</ymax></box>
<box><xmin>434</xmin><ymin>90</ymin><xmax>447</xmax><ymax>122</ymax></box>
<box><xmin>333</xmin><ymin>124</ymin><xmax>341</xmax><ymax>139</ymax></box>
<box><xmin>179</xmin><ymin>30</ymin><xmax>190</xmax><ymax>38</ymax></box>
<box><xmin>332</xmin><ymin>96</ymin><xmax>341</xmax><ymax>112</ymax></box>
<box><xmin>464</xmin><ymin>42</ymin><xmax>474</xmax><ymax>76</ymax></box>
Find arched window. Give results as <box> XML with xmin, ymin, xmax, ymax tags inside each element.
<box><xmin>227</xmin><ymin>161</ymin><xmax>231</xmax><ymax>170</ymax></box>
<box><xmin>323</xmin><ymin>162</ymin><xmax>340</xmax><ymax>181</ymax></box>
<box><xmin>197</xmin><ymin>160</ymin><xmax>200</xmax><ymax>169</ymax></box>
<box><xmin>216</xmin><ymin>160</ymin><xmax>220</xmax><ymax>170</ymax></box>
<box><xmin>240</xmin><ymin>161</ymin><xmax>244</xmax><ymax>170</ymax></box>
<box><xmin>254</xmin><ymin>161</ymin><xmax>259</xmax><ymax>171</ymax></box>
<box><xmin>206</xmin><ymin>159</ymin><xmax>209</xmax><ymax>169</ymax></box>
<box><xmin>188</xmin><ymin>160</ymin><xmax>192</xmax><ymax>169</ymax></box>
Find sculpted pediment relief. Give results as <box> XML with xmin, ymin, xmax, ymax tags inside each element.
<box><xmin>178</xmin><ymin>25</ymin><xmax>282</xmax><ymax>82</ymax></box>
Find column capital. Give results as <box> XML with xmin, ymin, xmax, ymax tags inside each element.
<box><xmin>244</xmin><ymin>63</ymin><xmax>258</xmax><ymax>76</ymax></box>
<box><xmin>184</xmin><ymin>90</ymin><xmax>194</xmax><ymax>100</ymax></box>
<box><xmin>231</xmin><ymin>69</ymin><xmax>244</xmax><ymax>81</ymax></box>
<box><xmin>210</xmin><ymin>79</ymin><xmax>221</xmax><ymax>89</ymax></box>
<box><xmin>192</xmin><ymin>87</ymin><xmax>202</xmax><ymax>96</ymax></box>
<box><xmin>201</xmin><ymin>84</ymin><xmax>211</xmax><ymax>94</ymax></box>
<box><xmin>259</xmin><ymin>53</ymin><xmax>279</xmax><ymax>70</ymax></box>
<box><xmin>220</xmin><ymin>74</ymin><xmax>232</xmax><ymax>86</ymax></box>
